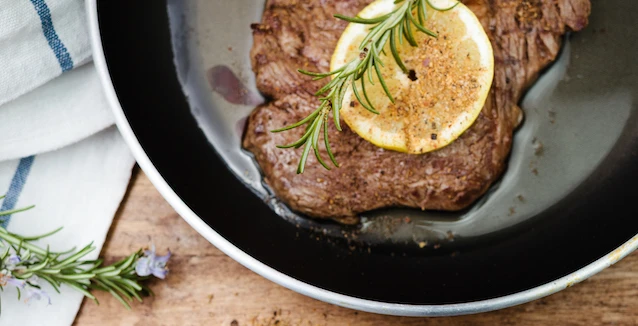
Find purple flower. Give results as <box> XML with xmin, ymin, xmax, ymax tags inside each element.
<box><xmin>1</xmin><ymin>274</ymin><xmax>52</xmax><ymax>305</ymax></box>
<box><xmin>6</xmin><ymin>254</ymin><xmax>21</xmax><ymax>265</ymax></box>
<box><xmin>135</xmin><ymin>245</ymin><xmax>171</xmax><ymax>279</ymax></box>
<box><xmin>24</xmin><ymin>286</ymin><xmax>51</xmax><ymax>305</ymax></box>
<box><xmin>4</xmin><ymin>254</ymin><xmax>21</xmax><ymax>270</ymax></box>
<box><xmin>0</xmin><ymin>273</ymin><xmax>25</xmax><ymax>288</ymax></box>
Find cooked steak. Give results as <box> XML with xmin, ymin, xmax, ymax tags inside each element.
<box><xmin>244</xmin><ymin>0</ymin><xmax>591</xmax><ymax>220</ymax></box>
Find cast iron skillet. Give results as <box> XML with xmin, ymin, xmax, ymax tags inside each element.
<box><xmin>88</xmin><ymin>0</ymin><xmax>638</xmax><ymax>316</ymax></box>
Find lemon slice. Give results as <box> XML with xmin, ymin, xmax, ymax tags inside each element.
<box><xmin>331</xmin><ymin>0</ymin><xmax>494</xmax><ymax>153</ymax></box>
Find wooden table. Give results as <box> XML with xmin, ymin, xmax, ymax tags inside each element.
<box><xmin>75</xmin><ymin>168</ymin><xmax>638</xmax><ymax>325</ymax></box>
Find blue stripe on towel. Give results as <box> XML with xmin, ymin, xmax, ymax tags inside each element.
<box><xmin>29</xmin><ymin>0</ymin><xmax>74</xmax><ymax>72</ymax></box>
<box><xmin>0</xmin><ymin>156</ymin><xmax>36</xmax><ymax>228</ymax></box>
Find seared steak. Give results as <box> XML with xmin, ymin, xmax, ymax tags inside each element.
<box><xmin>244</xmin><ymin>0</ymin><xmax>591</xmax><ymax>220</ymax></box>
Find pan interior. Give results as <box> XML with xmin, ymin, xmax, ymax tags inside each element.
<box><xmin>167</xmin><ymin>0</ymin><xmax>635</xmax><ymax>246</ymax></box>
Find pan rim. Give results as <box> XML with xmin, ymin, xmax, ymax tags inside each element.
<box><xmin>86</xmin><ymin>0</ymin><xmax>638</xmax><ymax>317</ymax></box>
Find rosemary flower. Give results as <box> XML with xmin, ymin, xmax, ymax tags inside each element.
<box><xmin>4</xmin><ymin>254</ymin><xmax>20</xmax><ymax>270</ymax></box>
<box><xmin>135</xmin><ymin>245</ymin><xmax>171</xmax><ymax>279</ymax></box>
<box><xmin>0</xmin><ymin>273</ymin><xmax>25</xmax><ymax>289</ymax></box>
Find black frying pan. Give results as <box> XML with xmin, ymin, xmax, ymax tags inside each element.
<box><xmin>88</xmin><ymin>0</ymin><xmax>638</xmax><ymax>316</ymax></box>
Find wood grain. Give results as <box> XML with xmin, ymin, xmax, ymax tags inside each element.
<box><xmin>74</xmin><ymin>168</ymin><xmax>638</xmax><ymax>326</ymax></box>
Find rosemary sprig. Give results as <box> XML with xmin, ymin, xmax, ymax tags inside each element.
<box><xmin>272</xmin><ymin>0</ymin><xmax>458</xmax><ymax>173</ymax></box>
<box><xmin>0</xmin><ymin>207</ymin><xmax>170</xmax><ymax>310</ymax></box>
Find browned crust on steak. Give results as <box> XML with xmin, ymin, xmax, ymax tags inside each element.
<box><xmin>243</xmin><ymin>0</ymin><xmax>591</xmax><ymax>219</ymax></box>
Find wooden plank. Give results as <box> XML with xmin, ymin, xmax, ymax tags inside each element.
<box><xmin>75</xmin><ymin>169</ymin><xmax>638</xmax><ymax>325</ymax></box>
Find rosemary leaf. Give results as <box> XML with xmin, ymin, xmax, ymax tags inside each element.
<box><xmin>0</xmin><ymin>205</ymin><xmax>35</xmax><ymax>217</ymax></box>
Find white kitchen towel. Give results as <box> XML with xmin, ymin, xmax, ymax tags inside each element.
<box><xmin>0</xmin><ymin>0</ymin><xmax>91</xmax><ymax>107</ymax></box>
<box><xmin>0</xmin><ymin>127</ymin><xmax>135</xmax><ymax>326</ymax></box>
<box><xmin>0</xmin><ymin>63</ymin><xmax>115</xmax><ymax>162</ymax></box>
<box><xmin>0</xmin><ymin>0</ymin><xmax>136</xmax><ymax>325</ymax></box>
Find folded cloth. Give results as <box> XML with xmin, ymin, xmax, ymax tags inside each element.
<box><xmin>0</xmin><ymin>0</ymin><xmax>135</xmax><ymax>325</ymax></box>
<box><xmin>0</xmin><ymin>63</ymin><xmax>115</xmax><ymax>162</ymax></box>
<box><xmin>0</xmin><ymin>0</ymin><xmax>91</xmax><ymax>106</ymax></box>
<box><xmin>0</xmin><ymin>127</ymin><xmax>135</xmax><ymax>326</ymax></box>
